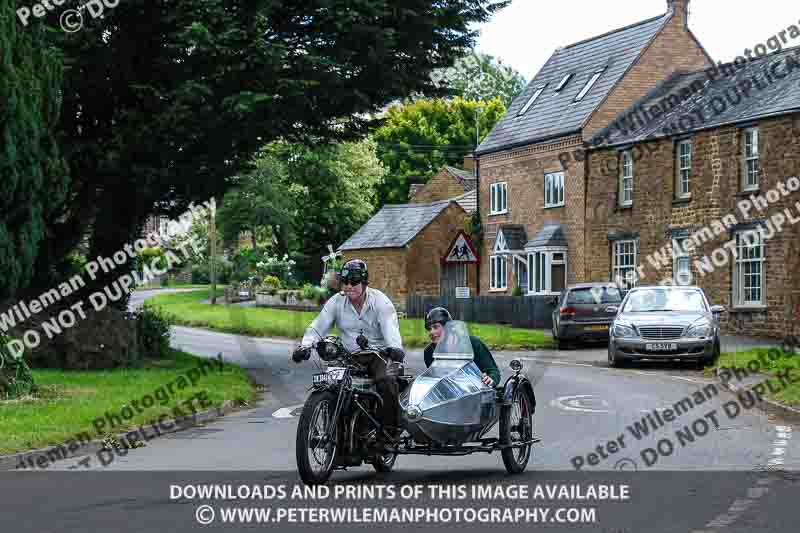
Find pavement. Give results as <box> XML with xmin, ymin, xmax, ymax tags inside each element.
<box><xmin>3</xmin><ymin>289</ymin><xmax>799</xmax><ymax>532</ymax></box>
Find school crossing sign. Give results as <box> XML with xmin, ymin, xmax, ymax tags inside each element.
<box><xmin>443</xmin><ymin>231</ymin><xmax>478</xmax><ymax>264</ymax></box>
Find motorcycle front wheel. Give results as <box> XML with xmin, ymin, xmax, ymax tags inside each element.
<box><xmin>296</xmin><ymin>390</ymin><xmax>339</xmax><ymax>485</ymax></box>
<box><xmin>500</xmin><ymin>387</ymin><xmax>533</xmax><ymax>474</ymax></box>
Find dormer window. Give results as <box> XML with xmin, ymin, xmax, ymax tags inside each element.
<box><xmin>555</xmin><ymin>73</ymin><xmax>573</xmax><ymax>92</ymax></box>
<box><xmin>574</xmin><ymin>68</ymin><xmax>605</xmax><ymax>102</ymax></box>
<box><xmin>518</xmin><ymin>85</ymin><xmax>547</xmax><ymax>116</ymax></box>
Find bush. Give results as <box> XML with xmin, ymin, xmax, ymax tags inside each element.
<box><xmin>191</xmin><ymin>267</ymin><xmax>210</xmax><ymax>284</ymax></box>
<box><xmin>160</xmin><ymin>276</ymin><xmax>170</xmax><ymax>287</ymax></box>
<box><xmin>0</xmin><ymin>334</ymin><xmax>35</xmax><ymax>399</ymax></box>
<box><xmin>300</xmin><ymin>283</ymin><xmax>317</xmax><ymax>301</ymax></box>
<box><xmin>512</xmin><ymin>286</ymin><xmax>523</xmax><ymax>297</ymax></box>
<box><xmin>259</xmin><ymin>275</ymin><xmax>281</xmax><ymax>295</ymax></box>
<box><xmin>134</xmin><ymin>307</ymin><xmax>171</xmax><ymax>359</ymax></box>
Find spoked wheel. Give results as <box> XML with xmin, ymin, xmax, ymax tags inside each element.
<box><xmin>296</xmin><ymin>391</ymin><xmax>339</xmax><ymax>485</ymax></box>
<box><xmin>500</xmin><ymin>387</ymin><xmax>533</xmax><ymax>474</ymax></box>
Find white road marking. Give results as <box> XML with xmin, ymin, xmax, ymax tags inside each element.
<box><xmin>272</xmin><ymin>403</ymin><xmax>305</xmax><ymax>419</ymax></box>
<box><xmin>550</xmin><ymin>395</ymin><xmax>613</xmax><ymax>414</ymax></box>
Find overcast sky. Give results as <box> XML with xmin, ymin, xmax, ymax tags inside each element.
<box><xmin>477</xmin><ymin>0</ymin><xmax>800</xmax><ymax>81</ymax></box>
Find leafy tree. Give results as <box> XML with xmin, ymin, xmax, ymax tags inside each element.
<box><xmin>433</xmin><ymin>51</ymin><xmax>527</xmax><ymax>107</ymax></box>
<box><xmin>35</xmin><ymin>0</ymin><xmax>510</xmax><ymax>305</ymax></box>
<box><xmin>223</xmin><ymin>139</ymin><xmax>386</xmax><ymax>283</ymax></box>
<box><xmin>0</xmin><ymin>4</ymin><xmax>68</xmax><ymax>301</ymax></box>
<box><xmin>372</xmin><ymin>97</ymin><xmax>506</xmax><ymax>204</ymax></box>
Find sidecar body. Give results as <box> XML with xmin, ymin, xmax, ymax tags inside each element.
<box><xmin>399</xmin><ymin>321</ymin><xmax>498</xmax><ymax>445</ymax></box>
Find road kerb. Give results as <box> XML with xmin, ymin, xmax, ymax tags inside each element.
<box><xmin>715</xmin><ymin>368</ymin><xmax>800</xmax><ymax>423</ymax></box>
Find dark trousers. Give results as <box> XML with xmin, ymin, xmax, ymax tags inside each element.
<box><xmin>366</xmin><ymin>354</ymin><xmax>399</xmax><ymax>431</ymax></box>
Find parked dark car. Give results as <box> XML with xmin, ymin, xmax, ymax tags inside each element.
<box><xmin>550</xmin><ymin>283</ymin><xmax>623</xmax><ymax>349</ymax></box>
<box><xmin>608</xmin><ymin>286</ymin><xmax>724</xmax><ymax>368</ymax></box>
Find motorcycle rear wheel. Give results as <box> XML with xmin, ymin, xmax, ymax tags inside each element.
<box><xmin>296</xmin><ymin>390</ymin><xmax>339</xmax><ymax>485</ymax></box>
<box><xmin>500</xmin><ymin>387</ymin><xmax>533</xmax><ymax>474</ymax></box>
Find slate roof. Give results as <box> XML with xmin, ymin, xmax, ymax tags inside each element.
<box><xmin>594</xmin><ymin>46</ymin><xmax>800</xmax><ymax>146</ymax></box>
<box><xmin>338</xmin><ymin>200</ymin><xmax>459</xmax><ymax>250</ymax></box>
<box><xmin>525</xmin><ymin>223</ymin><xmax>569</xmax><ymax>249</ymax></box>
<box><xmin>499</xmin><ymin>224</ymin><xmax>528</xmax><ymax>251</ymax></box>
<box><xmin>444</xmin><ymin>166</ymin><xmax>477</xmax><ymax>191</ymax></box>
<box><xmin>453</xmin><ymin>189</ymin><xmax>477</xmax><ymax>214</ymax></box>
<box><xmin>477</xmin><ymin>13</ymin><xmax>670</xmax><ymax>155</ymax></box>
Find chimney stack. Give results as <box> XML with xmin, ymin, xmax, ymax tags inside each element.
<box><xmin>667</xmin><ymin>0</ymin><xmax>690</xmax><ymax>28</ymax></box>
<box><xmin>463</xmin><ymin>154</ymin><xmax>476</xmax><ymax>177</ymax></box>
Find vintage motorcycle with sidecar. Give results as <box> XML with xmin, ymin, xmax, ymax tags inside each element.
<box><xmin>295</xmin><ymin>321</ymin><xmax>539</xmax><ymax>485</ymax></box>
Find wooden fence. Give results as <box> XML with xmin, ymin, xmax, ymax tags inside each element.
<box><xmin>406</xmin><ymin>293</ymin><xmax>554</xmax><ymax>330</ymax></box>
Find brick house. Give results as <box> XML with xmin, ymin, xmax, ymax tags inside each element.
<box><xmin>338</xmin><ymin>199</ymin><xmax>477</xmax><ymax>308</ymax></box>
<box><xmin>586</xmin><ymin>45</ymin><xmax>800</xmax><ymax>338</ymax></box>
<box><xmin>475</xmin><ymin>0</ymin><xmax>712</xmax><ymax>297</ymax></box>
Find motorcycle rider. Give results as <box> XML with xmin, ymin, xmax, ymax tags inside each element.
<box><xmin>423</xmin><ymin>307</ymin><xmax>501</xmax><ymax>387</ymax></box>
<box><xmin>292</xmin><ymin>259</ymin><xmax>405</xmax><ymax>448</ymax></box>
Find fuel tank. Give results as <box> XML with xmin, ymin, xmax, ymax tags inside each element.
<box><xmin>399</xmin><ymin>321</ymin><xmax>498</xmax><ymax>445</ymax></box>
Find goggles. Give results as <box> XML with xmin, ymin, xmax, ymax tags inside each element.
<box><xmin>340</xmin><ymin>269</ymin><xmax>365</xmax><ymax>285</ymax></box>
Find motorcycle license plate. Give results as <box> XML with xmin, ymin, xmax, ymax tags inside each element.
<box><xmin>313</xmin><ymin>368</ymin><xmax>346</xmax><ymax>385</ymax></box>
<box><xmin>646</xmin><ymin>343</ymin><xmax>677</xmax><ymax>351</ymax></box>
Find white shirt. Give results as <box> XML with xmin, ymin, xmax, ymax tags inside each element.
<box><xmin>301</xmin><ymin>287</ymin><xmax>403</xmax><ymax>353</ymax></box>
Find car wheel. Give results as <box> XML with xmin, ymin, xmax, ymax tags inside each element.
<box><xmin>557</xmin><ymin>338</ymin><xmax>569</xmax><ymax>350</ymax></box>
<box><xmin>700</xmin><ymin>338</ymin><xmax>721</xmax><ymax>368</ymax></box>
<box><xmin>608</xmin><ymin>346</ymin><xmax>626</xmax><ymax>368</ymax></box>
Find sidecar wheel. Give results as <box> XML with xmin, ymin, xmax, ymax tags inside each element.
<box><xmin>500</xmin><ymin>387</ymin><xmax>533</xmax><ymax>474</ymax></box>
<box><xmin>296</xmin><ymin>391</ymin><xmax>339</xmax><ymax>485</ymax></box>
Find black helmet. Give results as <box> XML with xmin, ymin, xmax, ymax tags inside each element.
<box><xmin>340</xmin><ymin>259</ymin><xmax>368</xmax><ymax>286</ymax></box>
<box><xmin>425</xmin><ymin>307</ymin><xmax>451</xmax><ymax>330</ymax></box>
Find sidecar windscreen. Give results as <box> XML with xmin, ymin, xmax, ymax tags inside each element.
<box><xmin>432</xmin><ymin>320</ymin><xmax>473</xmax><ymax>359</ymax></box>
<box><xmin>408</xmin><ymin>361</ymin><xmax>483</xmax><ymax>412</ymax></box>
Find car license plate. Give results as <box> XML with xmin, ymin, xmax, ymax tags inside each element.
<box><xmin>646</xmin><ymin>343</ymin><xmax>677</xmax><ymax>351</ymax></box>
<box><xmin>313</xmin><ymin>368</ymin><xmax>346</xmax><ymax>385</ymax></box>
<box><xmin>586</xmin><ymin>325</ymin><xmax>608</xmax><ymax>331</ymax></box>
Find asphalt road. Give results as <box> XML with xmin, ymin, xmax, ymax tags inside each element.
<box><xmin>9</xmin><ymin>289</ymin><xmax>796</xmax><ymax>532</ymax></box>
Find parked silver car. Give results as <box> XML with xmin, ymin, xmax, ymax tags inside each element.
<box><xmin>608</xmin><ymin>286</ymin><xmax>724</xmax><ymax>368</ymax></box>
<box><xmin>551</xmin><ymin>283</ymin><xmax>623</xmax><ymax>349</ymax></box>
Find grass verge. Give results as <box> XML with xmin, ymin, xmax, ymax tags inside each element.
<box><xmin>146</xmin><ymin>289</ymin><xmax>554</xmax><ymax>350</ymax></box>
<box><xmin>0</xmin><ymin>349</ymin><xmax>256</xmax><ymax>455</ymax></box>
<box><xmin>716</xmin><ymin>348</ymin><xmax>800</xmax><ymax>406</ymax></box>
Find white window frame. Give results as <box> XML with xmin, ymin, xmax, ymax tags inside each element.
<box><xmin>619</xmin><ymin>150</ymin><xmax>633</xmax><ymax>207</ymax></box>
<box><xmin>513</xmin><ymin>255</ymin><xmax>529</xmax><ymax>292</ymax></box>
<box><xmin>555</xmin><ymin>73</ymin><xmax>573</xmax><ymax>92</ymax></box>
<box><xmin>612</xmin><ymin>240</ymin><xmax>638</xmax><ymax>290</ymax></box>
<box><xmin>490</xmin><ymin>182</ymin><xmax>508</xmax><ymax>215</ymax></box>
<box><xmin>676</xmin><ymin>140</ymin><xmax>692</xmax><ymax>198</ymax></box>
<box><xmin>742</xmin><ymin>128</ymin><xmax>760</xmax><ymax>191</ymax></box>
<box><xmin>490</xmin><ymin>255</ymin><xmax>507</xmax><ymax>291</ymax></box>
<box><xmin>673</xmin><ymin>238</ymin><xmax>692</xmax><ymax>286</ymax></box>
<box><xmin>526</xmin><ymin>248</ymin><xmax>567</xmax><ymax>295</ymax></box>
<box><xmin>574</xmin><ymin>68</ymin><xmax>605</xmax><ymax>102</ymax></box>
<box><xmin>544</xmin><ymin>171</ymin><xmax>565</xmax><ymax>208</ymax></box>
<box><xmin>733</xmin><ymin>230</ymin><xmax>765</xmax><ymax>307</ymax></box>
<box><xmin>518</xmin><ymin>85</ymin><xmax>547</xmax><ymax>116</ymax></box>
